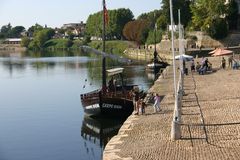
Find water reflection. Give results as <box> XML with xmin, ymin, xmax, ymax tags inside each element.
<box><xmin>81</xmin><ymin>116</ymin><xmax>125</xmax><ymax>149</ymax></box>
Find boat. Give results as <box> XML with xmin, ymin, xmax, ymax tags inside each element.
<box><xmin>80</xmin><ymin>0</ymin><xmax>145</xmax><ymax>117</ymax></box>
<box><xmin>80</xmin><ymin>67</ymin><xmax>144</xmax><ymax>117</ymax></box>
<box><xmin>146</xmin><ymin>24</ymin><xmax>168</xmax><ymax>72</ymax></box>
<box><xmin>146</xmin><ymin>60</ymin><xmax>168</xmax><ymax>70</ymax></box>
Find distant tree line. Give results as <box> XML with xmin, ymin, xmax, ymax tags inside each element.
<box><xmin>85</xmin><ymin>0</ymin><xmax>239</xmax><ymax>46</ymax></box>
<box><xmin>0</xmin><ymin>0</ymin><xmax>239</xmax><ymax>50</ymax></box>
<box><xmin>0</xmin><ymin>23</ymin><xmax>25</xmax><ymax>39</ymax></box>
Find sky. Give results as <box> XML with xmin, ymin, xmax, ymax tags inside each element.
<box><xmin>0</xmin><ymin>0</ymin><xmax>162</xmax><ymax>29</ymax></box>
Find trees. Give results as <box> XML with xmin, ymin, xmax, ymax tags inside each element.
<box><xmin>191</xmin><ymin>0</ymin><xmax>228</xmax><ymax>39</ymax></box>
<box><xmin>123</xmin><ymin>20</ymin><xmax>150</xmax><ymax>45</ymax></box>
<box><xmin>138</xmin><ymin>10</ymin><xmax>162</xmax><ymax>28</ymax></box>
<box><xmin>30</xmin><ymin>28</ymin><xmax>55</xmax><ymax>49</ymax></box>
<box><xmin>85</xmin><ymin>8</ymin><xmax>134</xmax><ymax>40</ymax></box>
<box><xmin>0</xmin><ymin>23</ymin><xmax>12</xmax><ymax>38</ymax></box>
<box><xmin>146</xmin><ymin>30</ymin><xmax>162</xmax><ymax>45</ymax></box>
<box><xmin>21</xmin><ymin>36</ymin><xmax>31</xmax><ymax>47</ymax></box>
<box><xmin>0</xmin><ymin>24</ymin><xmax>25</xmax><ymax>38</ymax></box>
<box><xmin>158</xmin><ymin>0</ymin><xmax>192</xmax><ymax>29</ymax></box>
<box><xmin>28</xmin><ymin>23</ymin><xmax>44</xmax><ymax>37</ymax></box>
<box><xmin>9</xmin><ymin>26</ymin><xmax>25</xmax><ymax>38</ymax></box>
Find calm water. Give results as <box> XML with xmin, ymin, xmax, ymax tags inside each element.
<box><xmin>0</xmin><ymin>51</ymin><xmax>154</xmax><ymax>160</ymax></box>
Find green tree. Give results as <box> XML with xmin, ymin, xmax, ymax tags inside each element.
<box><xmin>191</xmin><ymin>0</ymin><xmax>226</xmax><ymax>30</ymax></box>
<box><xmin>85</xmin><ymin>8</ymin><xmax>134</xmax><ymax>40</ymax></box>
<box><xmin>82</xmin><ymin>35</ymin><xmax>91</xmax><ymax>45</ymax></box>
<box><xmin>9</xmin><ymin>26</ymin><xmax>25</xmax><ymax>38</ymax></box>
<box><xmin>146</xmin><ymin>29</ymin><xmax>162</xmax><ymax>45</ymax></box>
<box><xmin>27</xmin><ymin>23</ymin><xmax>44</xmax><ymax>37</ymax></box>
<box><xmin>32</xmin><ymin>28</ymin><xmax>55</xmax><ymax>49</ymax></box>
<box><xmin>0</xmin><ymin>23</ymin><xmax>12</xmax><ymax>38</ymax></box>
<box><xmin>156</xmin><ymin>15</ymin><xmax>168</xmax><ymax>30</ymax></box>
<box><xmin>138</xmin><ymin>10</ymin><xmax>162</xmax><ymax>28</ymax></box>
<box><xmin>160</xmin><ymin>0</ymin><xmax>192</xmax><ymax>28</ymax></box>
<box><xmin>21</xmin><ymin>36</ymin><xmax>31</xmax><ymax>47</ymax></box>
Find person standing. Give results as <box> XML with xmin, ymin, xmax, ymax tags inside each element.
<box><xmin>228</xmin><ymin>55</ymin><xmax>233</xmax><ymax>68</ymax></box>
<box><xmin>153</xmin><ymin>93</ymin><xmax>161</xmax><ymax>113</ymax></box>
<box><xmin>190</xmin><ymin>59</ymin><xmax>195</xmax><ymax>72</ymax></box>
<box><xmin>132</xmin><ymin>87</ymin><xmax>140</xmax><ymax>115</ymax></box>
<box><xmin>222</xmin><ymin>57</ymin><xmax>226</xmax><ymax>69</ymax></box>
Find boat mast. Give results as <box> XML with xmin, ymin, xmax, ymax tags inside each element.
<box><xmin>102</xmin><ymin>0</ymin><xmax>107</xmax><ymax>91</ymax></box>
<box><xmin>153</xmin><ymin>13</ymin><xmax>158</xmax><ymax>64</ymax></box>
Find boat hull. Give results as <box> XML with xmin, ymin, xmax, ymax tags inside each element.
<box><xmin>80</xmin><ymin>86</ymin><xmax>141</xmax><ymax>117</ymax></box>
<box><xmin>100</xmin><ymin>96</ymin><xmax>134</xmax><ymax>117</ymax></box>
<box><xmin>146</xmin><ymin>62</ymin><xmax>168</xmax><ymax>71</ymax></box>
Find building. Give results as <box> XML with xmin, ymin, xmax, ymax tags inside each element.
<box><xmin>62</xmin><ymin>21</ymin><xmax>86</xmax><ymax>37</ymax></box>
<box><xmin>3</xmin><ymin>38</ymin><xmax>22</xmax><ymax>45</ymax></box>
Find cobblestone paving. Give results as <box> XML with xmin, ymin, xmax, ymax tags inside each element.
<box><xmin>104</xmin><ymin>57</ymin><xmax>240</xmax><ymax>160</ymax></box>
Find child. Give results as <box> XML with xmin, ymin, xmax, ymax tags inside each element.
<box><xmin>139</xmin><ymin>99</ymin><xmax>146</xmax><ymax>115</ymax></box>
<box><xmin>153</xmin><ymin>93</ymin><xmax>161</xmax><ymax>113</ymax></box>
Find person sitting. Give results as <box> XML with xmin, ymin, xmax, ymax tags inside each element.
<box><xmin>198</xmin><ymin>65</ymin><xmax>207</xmax><ymax>75</ymax></box>
<box><xmin>233</xmin><ymin>59</ymin><xmax>239</xmax><ymax>70</ymax></box>
<box><xmin>108</xmin><ymin>77</ymin><xmax>114</xmax><ymax>92</ymax></box>
<box><xmin>190</xmin><ymin>59</ymin><xmax>195</xmax><ymax>72</ymax></box>
<box><xmin>196</xmin><ymin>62</ymin><xmax>201</xmax><ymax>72</ymax></box>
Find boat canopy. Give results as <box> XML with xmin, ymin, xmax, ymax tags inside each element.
<box><xmin>106</xmin><ymin>68</ymin><xmax>124</xmax><ymax>76</ymax></box>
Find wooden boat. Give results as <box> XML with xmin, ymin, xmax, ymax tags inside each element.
<box><xmin>80</xmin><ymin>0</ymin><xmax>145</xmax><ymax>117</ymax></box>
<box><xmin>81</xmin><ymin>68</ymin><xmax>144</xmax><ymax>117</ymax></box>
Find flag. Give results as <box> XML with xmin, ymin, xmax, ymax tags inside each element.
<box><xmin>104</xmin><ymin>3</ymin><xmax>109</xmax><ymax>25</ymax></box>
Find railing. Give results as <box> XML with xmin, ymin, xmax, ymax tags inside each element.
<box><xmin>171</xmin><ymin>70</ymin><xmax>184</xmax><ymax>140</ymax></box>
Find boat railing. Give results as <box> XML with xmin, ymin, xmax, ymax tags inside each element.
<box><xmin>81</xmin><ymin>89</ymin><xmax>100</xmax><ymax>100</ymax></box>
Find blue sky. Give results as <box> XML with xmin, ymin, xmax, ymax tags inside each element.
<box><xmin>0</xmin><ymin>0</ymin><xmax>162</xmax><ymax>29</ymax></box>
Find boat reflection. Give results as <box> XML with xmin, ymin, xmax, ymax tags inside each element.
<box><xmin>81</xmin><ymin>116</ymin><xmax>125</xmax><ymax>148</ymax></box>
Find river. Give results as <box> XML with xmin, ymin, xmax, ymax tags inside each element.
<box><xmin>0</xmin><ymin>51</ymin><xmax>154</xmax><ymax>160</ymax></box>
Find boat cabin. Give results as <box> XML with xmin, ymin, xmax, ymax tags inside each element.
<box><xmin>106</xmin><ymin>68</ymin><xmax>124</xmax><ymax>92</ymax></box>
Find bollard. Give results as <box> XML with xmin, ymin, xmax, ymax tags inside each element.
<box><xmin>171</xmin><ymin>117</ymin><xmax>181</xmax><ymax>140</ymax></box>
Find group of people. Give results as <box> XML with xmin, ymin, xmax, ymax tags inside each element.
<box><xmin>185</xmin><ymin>55</ymin><xmax>239</xmax><ymax>74</ymax></box>
<box><xmin>132</xmin><ymin>89</ymin><xmax>161</xmax><ymax>115</ymax></box>
<box><xmin>222</xmin><ymin>56</ymin><xmax>239</xmax><ymax>69</ymax></box>
<box><xmin>131</xmin><ymin>88</ymin><xmax>145</xmax><ymax>115</ymax></box>
<box><xmin>197</xmin><ymin>58</ymin><xmax>212</xmax><ymax>75</ymax></box>
<box><xmin>183</xmin><ymin>57</ymin><xmax>212</xmax><ymax>75</ymax></box>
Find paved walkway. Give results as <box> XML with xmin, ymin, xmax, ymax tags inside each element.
<box><xmin>104</xmin><ymin>57</ymin><xmax>240</xmax><ymax>160</ymax></box>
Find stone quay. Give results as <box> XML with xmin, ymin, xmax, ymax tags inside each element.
<box><xmin>103</xmin><ymin>56</ymin><xmax>240</xmax><ymax>160</ymax></box>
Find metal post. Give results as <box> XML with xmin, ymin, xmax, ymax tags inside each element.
<box><xmin>170</xmin><ymin>0</ymin><xmax>177</xmax><ymax>100</ymax></box>
<box><xmin>170</xmin><ymin>0</ymin><xmax>181</xmax><ymax>141</ymax></box>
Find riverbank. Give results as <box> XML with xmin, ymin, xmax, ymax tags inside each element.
<box><xmin>0</xmin><ymin>44</ymin><xmax>26</xmax><ymax>52</ymax></box>
<box><xmin>103</xmin><ymin>57</ymin><xmax>240</xmax><ymax>160</ymax></box>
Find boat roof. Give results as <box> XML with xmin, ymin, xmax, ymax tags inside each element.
<box><xmin>106</xmin><ymin>68</ymin><xmax>124</xmax><ymax>76</ymax></box>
